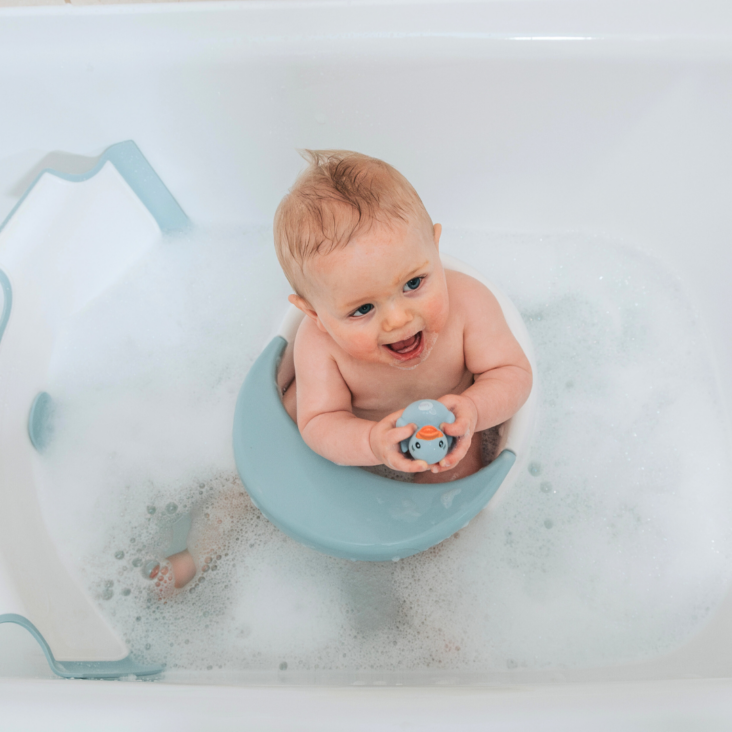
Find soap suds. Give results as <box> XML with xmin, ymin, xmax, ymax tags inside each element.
<box><xmin>36</xmin><ymin>227</ymin><xmax>732</xmax><ymax>675</ymax></box>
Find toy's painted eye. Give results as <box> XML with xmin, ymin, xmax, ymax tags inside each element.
<box><xmin>439</xmin><ymin>440</ymin><xmax>444</xmax><ymax>448</ymax></box>
<box><xmin>352</xmin><ymin>303</ymin><xmax>374</xmax><ymax>317</ymax></box>
<box><xmin>404</xmin><ymin>277</ymin><xmax>422</xmax><ymax>292</ymax></box>
<box><xmin>415</xmin><ymin>442</ymin><xmax>421</xmax><ymax>449</ymax></box>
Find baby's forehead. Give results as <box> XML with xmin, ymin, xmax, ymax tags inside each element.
<box><xmin>302</xmin><ymin>231</ymin><xmax>432</xmax><ymax>304</ymax></box>
<box><xmin>304</xmin><ymin>225</ymin><xmax>414</xmax><ymax>275</ymax></box>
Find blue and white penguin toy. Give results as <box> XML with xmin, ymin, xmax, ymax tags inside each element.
<box><xmin>396</xmin><ymin>399</ymin><xmax>456</xmax><ymax>465</ymax></box>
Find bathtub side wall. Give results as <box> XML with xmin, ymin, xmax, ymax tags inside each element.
<box><xmin>1</xmin><ymin>0</ymin><xmax>732</xmax><ymax>684</ymax></box>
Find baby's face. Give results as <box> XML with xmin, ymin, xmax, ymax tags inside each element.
<box><xmin>297</xmin><ymin>219</ymin><xmax>449</xmax><ymax>369</ymax></box>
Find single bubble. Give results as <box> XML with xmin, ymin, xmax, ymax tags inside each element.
<box><xmin>528</xmin><ymin>462</ymin><xmax>542</xmax><ymax>476</ymax></box>
<box><xmin>211</xmin><ymin>564</ymin><xmax>218</xmax><ymax>571</ymax></box>
<box><xmin>540</xmin><ymin>481</ymin><xmax>553</xmax><ymax>493</ymax></box>
<box><xmin>102</xmin><ymin>588</ymin><xmax>114</xmax><ymax>601</ymax></box>
<box><xmin>132</xmin><ymin>558</ymin><xmax>143</xmax><ymax>567</ymax></box>
<box><xmin>121</xmin><ymin>588</ymin><xmax>131</xmax><ymax>596</ymax></box>
<box><xmin>279</xmin><ymin>661</ymin><xmax>288</xmax><ymax>671</ymax></box>
<box><xmin>544</xmin><ymin>519</ymin><xmax>554</xmax><ymax>529</ymax></box>
<box><xmin>115</xmin><ymin>550</ymin><xmax>125</xmax><ymax>560</ymax></box>
<box><xmin>146</xmin><ymin>506</ymin><xmax>156</xmax><ymax>515</ymax></box>
<box><xmin>143</xmin><ymin>560</ymin><xmax>159</xmax><ymax>578</ymax></box>
<box><xmin>136</xmin><ymin>616</ymin><xmax>142</xmax><ymax>622</ymax></box>
<box><xmin>130</xmin><ymin>537</ymin><xmax>136</xmax><ymax>544</ymax></box>
<box><xmin>207</xmin><ymin>665</ymin><xmax>213</xmax><ymax>670</ymax></box>
<box><xmin>166</xmin><ymin>502</ymin><xmax>178</xmax><ymax>514</ymax></box>
<box><xmin>105</xmin><ymin>580</ymin><xmax>114</xmax><ymax>588</ymax></box>
<box><xmin>145</xmin><ymin>643</ymin><xmax>151</xmax><ymax>650</ymax></box>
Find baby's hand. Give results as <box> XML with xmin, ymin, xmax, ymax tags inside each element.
<box><xmin>430</xmin><ymin>394</ymin><xmax>479</xmax><ymax>474</ymax></box>
<box><xmin>369</xmin><ymin>410</ymin><xmax>431</xmax><ymax>473</ymax></box>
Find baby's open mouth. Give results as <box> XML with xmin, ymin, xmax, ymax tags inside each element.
<box><xmin>384</xmin><ymin>331</ymin><xmax>424</xmax><ymax>361</ymax></box>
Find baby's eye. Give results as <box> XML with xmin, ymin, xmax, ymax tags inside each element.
<box><xmin>351</xmin><ymin>303</ymin><xmax>374</xmax><ymax>318</ymax></box>
<box><xmin>404</xmin><ymin>277</ymin><xmax>422</xmax><ymax>292</ymax></box>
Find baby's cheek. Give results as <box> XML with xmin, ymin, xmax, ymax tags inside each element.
<box><xmin>343</xmin><ymin>330</ymin><xmax>381</xmax><ymax>360</ymax></box>
<box><xmin>423</xmin><ymin>293</ymin><xmax>450</xmax><ymax>331</ymax></box>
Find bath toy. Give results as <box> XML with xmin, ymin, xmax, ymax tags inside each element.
<box><xmin>397</xmin><ymin>399</ymin><xmax>455</xmax><ymax>464</ymax></box>
<box><xmin>233</xmin><ymin>254</ymin><xmax>537</xmax><ymax>562</ymax></box>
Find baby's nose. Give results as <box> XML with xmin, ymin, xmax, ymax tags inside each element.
<box><xmin>382</xmin><ymin>305</ymin><xmax>413</xmax><ymax>332</ymax></box>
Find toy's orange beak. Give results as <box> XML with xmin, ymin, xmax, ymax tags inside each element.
<box><xmin>415</xmin><ymin>424</ymin><xmax>444</xmax><ymax>441</ymax></box>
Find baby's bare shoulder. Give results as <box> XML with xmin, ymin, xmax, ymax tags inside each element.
<box><xmin>445</xmin><ymin>269</ymin><xmax>502</xmax><ymax>319</ymax></box>
<box><xmin>294</xmin><ymin>314</ymin><xmax>338</xmax><ymax>362</ymax></box>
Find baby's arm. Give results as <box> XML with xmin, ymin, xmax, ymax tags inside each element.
<box><xmin>293</xmin><ymin>320</ymin><xmax>428</xmax><ymax>472</ymax></box>
<box><xmin>435</xmin><ymin>276</ymin><xmax>533</xmax><ymax>472</ymax></box>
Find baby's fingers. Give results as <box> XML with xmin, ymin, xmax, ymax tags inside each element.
<box><xmin>442</xmin><ymin>417</ymin><xmax>471</xmax><ymax>439</ymax></box>
<box><xmin>386</xmin><ymin>450</ymin><xmax>429</xmax><ymax>473</ymax></box>
<box><xmin>388</xmin><ymin>422</ymin><xmax>417</xmax><ymax>447</ymax></box>
<box><xmin>435</xmin><ymin>433</ymin><xmax>472</xmax><ymax>471</ymax></box>
<box><xmin>438</xmin><ymin>395</ymin><xmax>478</xmax><ymax>437</ymax></box>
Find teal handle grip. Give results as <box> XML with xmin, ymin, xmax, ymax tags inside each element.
<box><xmin>0</xmin><ymin>613</ymin><xmax>164</xmax><ymax>679</ymax></box>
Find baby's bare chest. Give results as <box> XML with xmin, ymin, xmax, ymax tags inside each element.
<box><xmin>340</xmin><ymin>337</ymin><xmax>473</xmax><ymax>421</ymax></box>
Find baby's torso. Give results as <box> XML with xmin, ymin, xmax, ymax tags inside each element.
<box><xmin>344</xmin><ymin>341</ymin><xmax>473</xmax><ymax>422</ymax></box>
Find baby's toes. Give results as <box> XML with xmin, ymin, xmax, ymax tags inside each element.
<box><xmin>147</xmin><ymin>559</ymin><xmax>176</xmax><ymax>600</ymax></box>
<box><xmin>168</xmin><ymin>550</ymin><xmax>197</xmax><ymax>589</ymax></box>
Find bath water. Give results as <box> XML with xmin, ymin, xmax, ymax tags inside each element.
<box><xmin>37</xmin><ymin>226</ymin><xmax>732</xmax><ymax>676</ymax></box>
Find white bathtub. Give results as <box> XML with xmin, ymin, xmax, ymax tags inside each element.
<box><xmin>2</xmin><ymin>0</ymin><xmax>732</xmax><ymax>727</ymax></box>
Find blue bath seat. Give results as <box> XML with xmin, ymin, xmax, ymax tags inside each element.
<box><xmin>233</xmin><ymin>336</ymin><xmax>518</xmax><ymax>562</ymax></box>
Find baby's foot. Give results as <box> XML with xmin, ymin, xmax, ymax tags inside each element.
<box><xmin>146</xmin><ymin>550</ymin><xmax>198</xmax><ymax>599</ymax></box>
<box><xmin>146</xmin><ymin>485</ymin><xmax>248</xmax><ymax>597</ymax></box>
<box><xmin>149</xmin><ymin>550</ymin><xmax>197</xmax><ymax>588</ymax></box>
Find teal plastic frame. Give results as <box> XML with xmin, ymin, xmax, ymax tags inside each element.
<box><xmin>0</xmin><ymin>140</ymin><xmax>187</xmax><ymax>679</ymax></box>
<box><xmin>0</xmin><ymin>140</ymin><xmax>189</xmax><ymax>236</ymax></box>
<box><xmin>0</xmin><ymin>615</ymin><xmax>163</xmax><ymax>679</ymax></box>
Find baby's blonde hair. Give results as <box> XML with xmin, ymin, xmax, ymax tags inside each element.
<box><xmin>274</xmin><ymin>150</ymin><xmax>432</xmax><ymax>295</ymax></box>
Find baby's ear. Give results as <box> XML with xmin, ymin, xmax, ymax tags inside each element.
<box><xmin>433</xmin><ymin>223</ymin><xmax>442</xmax><ymax>251</ymax></box>
<box><xmin>288</xmin><ymin>294</ymin><xmax>326</xmax><ymax>330</ymax></box>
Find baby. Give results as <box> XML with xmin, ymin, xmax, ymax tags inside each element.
<box><xmin>277</xmin><ymin>150</ymin><xmax>532</xmax><ymax>483</ymax></box>
<box><xmin>155</xmin><ymin>150</ymin><xmax>532</xmax><ymax>592</ymax></box>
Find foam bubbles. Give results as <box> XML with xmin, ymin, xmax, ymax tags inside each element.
<box><xmin>35</xmin><ymin>226</ymin><xmax>732</xmax><ymax>676</ymax></box>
